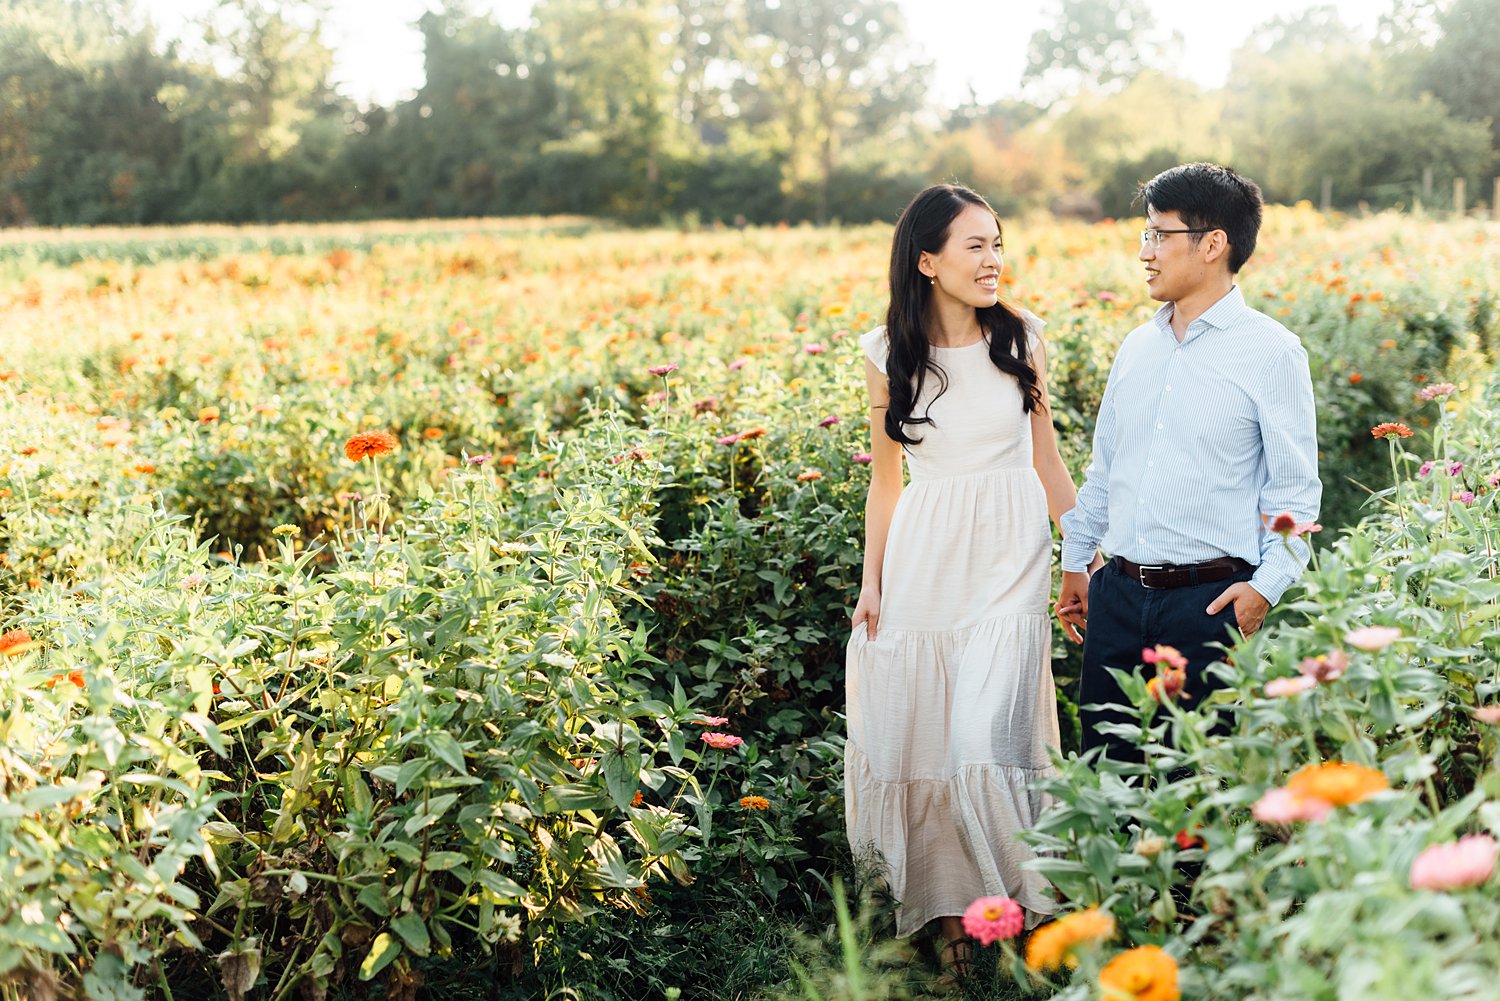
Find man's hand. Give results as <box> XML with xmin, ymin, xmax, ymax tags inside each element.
<box><xmin>1206</xmin><ymin>582</ymin><xmax>1270</xmax><ymax>636</ymax></box>
<box><xmin>1055</xmin><ymin>570</ymin><xmax>1091</xmax><ymax>644</ymax></box>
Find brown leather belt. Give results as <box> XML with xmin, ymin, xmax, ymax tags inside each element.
<box><xmin>1113</xmin><ymin>555</ymin><xmax>1254</xmax><ymax>590</ymax></box>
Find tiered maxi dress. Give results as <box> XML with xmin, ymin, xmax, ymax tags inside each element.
<box><xmin>845</xmin><ymin>319</ymin><xmax>1060</xmax><ymax>937</ymax></box>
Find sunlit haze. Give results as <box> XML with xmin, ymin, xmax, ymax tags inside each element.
<box><xmin>138</xmin><ymin>0</ymin><xmax>1393</xmax><ymax>108</ymax></box>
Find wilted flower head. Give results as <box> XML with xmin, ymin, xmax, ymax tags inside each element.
<box><xmin>1449</xmin><ymin>461</ymin><xmax>1465</xmax><ymax>476</ymax></box>
<box><xmin>796</xmin><ymin>469</ymin><xmax>823</xmax><ymax>482</ymax></box>
<box><xmin>1418</xmin><ymin>460</ymin><xmax>1435</xmax><ymax>478</ymax></box>
<box><xmin>1410</xmin><ymin>834</ymin><xmax>1498</xmax><ymax>891</ymax></box>
<box><xmin>962</xmin><ymin>895</ymin><xmax>1024</xmax><ymax>946</ymax></box>
<box><xmin>818</xmin><ymin>415</ymin><xmax>840</xmax><ymax>428</ymax></box>
<box><xmin>1146</xmin><ymin>665</ymin><xmax>1187</xmax><ymax>703</ymax></box>
<box><xmin>1346</xmin><ymin>625</ymin><xmax>1402</xmax><ymax>651</ymax></box>
<box><xmin>1455</xmin><ymin>491</ymin><xmax>1475</xmax><ymax>504</ymax></box>
<box><xmin>344</xmin><ymin>430</ymin><xmax>399</xmax><ymax>462</ymax></box>
<box><xmin>693</xmin><ymin>715</ymin><xmax>730</xmax><ymax>726</ymax></box>
<box><xmin>1298</xmin><ymin>649</ymin><xmax>1347</xmax><ymax>682</ymax></box>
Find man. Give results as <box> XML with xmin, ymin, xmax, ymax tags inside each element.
<box><xmin>1056</xmin><ymin>162</ymin><xmax>1320</xmax><ymax>763</ymax></box>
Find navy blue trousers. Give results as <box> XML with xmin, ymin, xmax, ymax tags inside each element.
<box><xmin>1077</xmin><ymin>560</ymin><xmax>1255</xmax><ymax>764</ymax></box>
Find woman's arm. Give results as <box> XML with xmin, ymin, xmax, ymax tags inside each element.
<box><xmin>852</xmin><ymin>357</ymin><xmax>903</xmax><ymax>639</ymax></box>
<box><xmin>1029</xmin><ymin>333</ymin><xmax>1100</xmax><ymax>642</ymax></box>
<box><xmin>1029</xmin><ymin>334</ymin><xmax>1077</xmax><ymax>530</ymax></box>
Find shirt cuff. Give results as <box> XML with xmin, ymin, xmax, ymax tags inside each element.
<box><xmin>1248</xmin><ymin>568</ymin><xmax>1296</xmax><ymax>607</ymax></box>
<box><xmin>1061</xmin><ymin>537</ymin><xmax>1096</xmax><ymax>573</ymax></box>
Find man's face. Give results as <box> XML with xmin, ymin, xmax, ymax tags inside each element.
<box><xmin>1139</xmin><ymin>208</ymin><xmax>1212</xmax><ymax>305</ymax></box>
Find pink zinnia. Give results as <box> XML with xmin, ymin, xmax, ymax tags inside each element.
<box><xmin>961</xmin><ymin>895</ymin><xmax>1024</xmax><ymax>945</ymax></box>
<box><xmin>851</xmin><ymin>452</ymin><xmax>873</xmax><ymax>464</ymax></box>
<box><xmin>1265</xmin><ymin>675</ymin><xmax>1317</xmax><ymax>697</ymax></box>
<box><xmin>647</xmin><ymin>364</ymin><xmax>678</xmax><ymax>376</ymax></box>
<box><xmin>1418</xmin><ymin>382</ymin><xmax>1456</xmax><ymax>400</ymax></box>
<box><xmin>803</xmin><ymin>344</ymin><xmax>826</xmax><ymax>355</ymax></box>
<box><xmin>728</xmin><ymin>358</ymin><xmax>749</xmax><ymax>371</ymax></box>
<box><xmin>1142</xmin><ymin>644</ymin><xmax>1187</xmax><ymax>671</ymax></box>
<box><xmin>1488</xmin><ymin>473</ymin><xmax>1500</xmax><ymax>488</ymax></box>
<box><xmin>818</xmin><ymin>415</ymin><xmax>840</xmax><ymax>428</ymax></box>
<box><xmin>1419</xmin><ymin>461</ymin><xmax>1435</xmax><ymax>478</ymax></box>
<box><xmin>1410</xmin><ymin>835</ymin><xmax>1498</xmax><ymax>891</ymax></box>
<box><xmin>694</xmin><ymin>715</ymin><xmax>730</xmax><ymax>726</ymax></box>
<box><xmin>1449</xmin><ymin>462</ymin><xmax>1464</xmax><ymax>476</ymax></box>
<box><xmin>466</xmin><ymin>453</ymin><xmax>492</xmax><ymax>465</ymax></box>
<box><xmin>1456</xmin><ymin>491</ymin><xmax>1475</xmax><ymax>504</ymax></box>
<box><xmin>1252</xmin><ymin>786</ymin><xmax>1333</xmax><ymax>825</ymax></box>
<box><xmin>1346</xmin><ymin>626</ymin><xmax>1402</xmax><ymax>651</ymax></box>
<box><xmin>1298</xmin><ymin>649</ymin><xmax>1347</xmax><ymax>683</ymax></box>
<box><xmin>701</xmin><ymin>732</ymin><xmax>744</xmax><ymax>750</ymax></box>
<box><xmin>1290</xmin><ymin>520</ymin><xmax>1322</xmax><ymax>538</ymax></box>
<box><xmin>716</xmin><ymin>432</ymin><xmax>743</xmax><ymax>445</ymax></box>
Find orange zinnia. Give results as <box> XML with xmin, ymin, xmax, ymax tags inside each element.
<box><xmin>1098</xmin><ymin>945</ymin><xmax>1180</xmax><ymax>1001</ymax></box>
<box><xmin>344</xmin><ymin>430</ymin><xmax>399</xmax><ymax>462</ymax></box>
<box><xmin>1286</xmin><ymin>761</ymin><xmax>1388</xmax><ymax>807</ymax></box>
<box><xmin>1025</xmin><ymin>906</ymin><xmax>1115</xmax><ymax>971</ymax></box>
<box><xmin>0</xmin><ymin>628</ymin><xmax>33</xmax><ymax>656</ymax></box>
<box><xmin>739</xmin><ymin>795</ymin><xmax>770</xmax><ymax>810</ymax></box>
<box><xmin>1369</xmin><ymin>422</ymin><xmax>1413</xmax><ymax>440</ymax></box>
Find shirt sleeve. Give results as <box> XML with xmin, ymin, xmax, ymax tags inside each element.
<box><xmin>1060</xmin><ymin>350</ymin><xmax>1120</xmax><ymax>572</ymax></box>
<box><xmin>859</xmin><ymin>326</ymin><xmax>889</xmax><ymax>374</ymax></box>
<box><xmin>1248</xmin><ymin>342</ymin><xmax>1322</xmax><ymax>605</ymax></box>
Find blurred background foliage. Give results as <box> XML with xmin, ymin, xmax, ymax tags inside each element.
<box><xmin>1</xmin><ymin>0</ymin><xmax>1498</xmax><ymax>229</ymax></box>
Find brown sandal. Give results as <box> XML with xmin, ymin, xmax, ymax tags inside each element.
<box><xmin>935</xmin><ymin>936</ymin><xmax>973</xmax><ymax>989</ymax></box>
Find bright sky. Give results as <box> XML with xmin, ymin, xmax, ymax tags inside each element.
<box><xmin>139</xmin><ymin>0</ymin><xmax>1392</xmax><ymax>108</ymax></box>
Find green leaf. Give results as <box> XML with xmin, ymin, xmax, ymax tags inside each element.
<box><xmin>539</xmin><ymin>783</ymin><xmax>608</xmax><ymax>814</ymax></box>
<box><xmin>358</xmin><ymin>933</ymin><xmax>401</xmax><ymax>980</ymax></box>
<box><xmin>601</xmin><ymin>747</ymin><xmax>640</xmax><ymax>811</ymax></box>
<box><xmin>390</xmin><ymin>913</ymin><xmax>431</xmax><ymax>957</ymax></box>
<box><xmin>475</xmin><ymin>869</ymin><xmax>526</xmax><ymax>901</ymax></box>
<box><xmin>395</xmin><ymin>757</ymin><xmax>432</xmax><ymax>796</ymax></box>
<box><xmin>426</xmin><ymin>732</ymin><xmax>467</xmax><ymax>775</ymax></box>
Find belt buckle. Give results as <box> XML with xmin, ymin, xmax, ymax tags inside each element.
<box><xmin>1137</xmin><ymin>564</ymin><xmax>1166</xmax><ymax>589</ymax></box>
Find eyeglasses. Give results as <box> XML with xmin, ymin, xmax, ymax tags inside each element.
<box><xmin>1140</xmin><ymin>227</ymin><xmax>1217</xmax><ymax>250</ymax></box>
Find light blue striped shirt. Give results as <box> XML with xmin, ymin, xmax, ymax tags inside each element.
<box><xmin>1059</xmin><ymin>286</ymin><xmax>1320</xmax><ymax>605</ymax></box>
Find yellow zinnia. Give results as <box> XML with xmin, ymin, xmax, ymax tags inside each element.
<box><xmin>1025</xmin><ymin>907</ymin><xmax>1116</xmax><ymax>971</ymax></box>
<box><xmin>1098</xmin><ymin>945</ymin><xmax>1179</xmax><ymax>1001</ymax></box>
<box><xmin>1285</xmin><ymin>761</ymin><xmax>1388</xmax><ymax>807</ymax></box>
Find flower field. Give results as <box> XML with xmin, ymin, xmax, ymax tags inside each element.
<box><xmin>2</xmin><ymin>209</ymin><xmax>1500</xmax><ymax>1000</ymax></box>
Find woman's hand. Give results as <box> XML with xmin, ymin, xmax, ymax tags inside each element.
<box><xmin>852</xmin><ymin>586</ymin><xmax>882</xmax><ymax>640</ymax></box>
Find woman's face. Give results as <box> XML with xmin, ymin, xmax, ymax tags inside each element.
<box><xmin>920</xmin><ymin>203</ymin><xmax>1003</xmax><ymax>309</ymax></box>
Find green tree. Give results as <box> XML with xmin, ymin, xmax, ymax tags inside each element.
<box><xmin>1419</xmin><ymin>0</ymin><xmax>1500</xmax><ymax>148</ymax></box>
<box><xmin>733</xmin><ymin>0</ymin><xmax>930</xmax><ymax>222</ymax></box>
<box><xmin>1225</xmin><ymin>7</ymin><xmax>1494</xmax><ymax>207</ymax></box>
<box><xmin>1023</xmin><ymin>0</ymin><xmax>1176</xmax><ymax>96</ymax></box>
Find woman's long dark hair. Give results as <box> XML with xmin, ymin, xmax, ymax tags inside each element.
<box><xmin>883</xmin><ymin>184</ymin><xmax>1043</xmax><ymax>446</ymax></box>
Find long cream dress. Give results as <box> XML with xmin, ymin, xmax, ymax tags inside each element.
<box><xmin>845</xmin><ymin>318</ymin><xmax>1060</xmax><ymax>936</ymax></box>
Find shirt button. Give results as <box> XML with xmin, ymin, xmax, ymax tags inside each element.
<box><xmin>1138</xmin><ymin>499</ymin><xmax>1145</xmax><ymax>506</ymax></box>
<box><xmin>1147</xmin><ymin>460</ymin><xmax>1154</xmax><ymax>467</ymax></box>
<box><xmin>1138</xmin><ymin>537</ymin><xmax>1145</xmax><ymax>544</ymax></box>
<box><xmin>1165</xmin><ymin>384</ymin><xmax>1172</xmax><ymax>391</ymax></box>
<box><xmin>1156</xmin><ymin>422</ymin><xmax>1164</xmax><ymax>429</ymax></box>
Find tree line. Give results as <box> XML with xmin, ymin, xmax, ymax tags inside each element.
<box><xmin>1</xmin><ymin>0</ymin><xmax>1497</xmax><ymax>228</ymax></box>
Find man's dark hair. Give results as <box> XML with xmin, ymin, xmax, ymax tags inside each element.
<box><xmin>1137</xmin><ymin>163</ymin><xmax>1263</xmax><ymax>273</ymax></box>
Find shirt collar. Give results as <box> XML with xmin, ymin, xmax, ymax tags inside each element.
<box><xmin>1152</xmin><ymin>285</ymin><xmax>1248</xmax><ymax>340</ymax></box>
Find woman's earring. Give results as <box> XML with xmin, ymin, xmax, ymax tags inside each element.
<box><xmin>928</xmin><ymin>276</ymin><xmax>935</xmax><ymax>287</ymax></box>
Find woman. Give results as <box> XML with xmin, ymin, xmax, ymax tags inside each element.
<box><xmin>845</xmin><ymin>184</ymin><xmax>1090</xmax><ymax>973</ymax></box>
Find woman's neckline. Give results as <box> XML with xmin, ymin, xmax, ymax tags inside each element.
<box><xmin>930</xmin><ymin>336</ymin><xmax>988</xmax><ymax>351</ymax></box>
